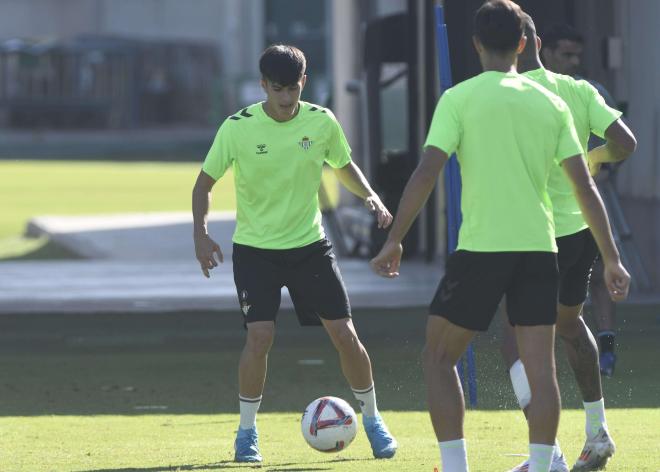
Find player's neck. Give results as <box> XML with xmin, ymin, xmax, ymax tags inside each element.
<box><xmin>479</xmin><ymin>53</ymin><xmax>518</xmax><ymax>74</ymax></box>
<box><xmin>518</xmin><ymin>56</ymin><xmax>544</xmax><ymax>74</ymax></box>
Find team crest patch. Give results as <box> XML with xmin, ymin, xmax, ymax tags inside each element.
<box><xmin>240</xmin><ymin>290</ymin><xmax>250</xmax><ymax>315</ymax></box>
<box><xmin>298</xmin><ymin>136</ymin><xmax>313</xmax><ymax>150</ymax></box>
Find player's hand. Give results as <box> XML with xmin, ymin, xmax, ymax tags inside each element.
<box><xmin>603</xmin><ymin>260</ymin><xmax>631</xmax><ymax>301</ymax></box>
<box><xmin>370</xmin><ymin>240</ymin><xmax>403</xmax><ymax>278</ymax></box>
<box><xmin>587</xmin><ymin>155</ymin><xmax>602</xmax><ymax>177</ymax></box>
<box><xmin>364</xmin><ymin>194</ymin><xmax>393</xmax><ymax>229</ymax></box>
<box><xmin>194</xmin><ymin>233</ymin><xmax>223</xmax><ymax>278</ymax></box>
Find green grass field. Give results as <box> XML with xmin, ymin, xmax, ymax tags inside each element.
<box><xmin>3</xmin><ymin>410</ymin><xmax>658</xmax><ymax>471</ymax></box>
<box><xmin>1</xmin><ymin>307</ymin><xmax>658</xmax><ymax>471</ymax></box>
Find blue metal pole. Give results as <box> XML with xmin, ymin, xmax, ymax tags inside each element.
<box><xmin>434</xmin><ymin>3</ymin><xmax>477</xmax><ymax>408</ymax></box>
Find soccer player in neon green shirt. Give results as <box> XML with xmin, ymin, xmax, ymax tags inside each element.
<box><xmin>542</xmin><ymin>23</ymin><xmax>623</xmax><ymax>382</ymax></box>
<box><xmin>370</xmin><ymin>2</ymin><xmax>630</xmax><ymax>472</ymax></box>
<box><xmin>192</xmin><ymin>45</ymin><xmax>397</xmax><ymax>463</ymax></box>
<box><xmin>501</xmin><ymin>14</ymin><xmax>637</xmax><ymax>472</ymax></box>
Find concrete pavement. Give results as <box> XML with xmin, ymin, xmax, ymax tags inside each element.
<box><xmin>0</xmin><ymin>212</ymin><xmax>444</xmax><ymax>314</ymax></box>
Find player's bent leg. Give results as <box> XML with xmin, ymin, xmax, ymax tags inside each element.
<box><xmin>499</xmin><ymin>299</ymin><xmax>535</xmax><ymax>414</ymax></box>
<box><xmin>556</xmin><ymin>304</ymin><xmax>603</xmax><ymax>402</ymax></box>
<box><xmin>234</xmin><ymin>321</ymin><xmax>275</xmax><ymax>463</ymax></box>
<box><xmin>321</xmin><ymin>317</ymin><xmax>397</xmax><ymax>459</ymax></box>
<box><xmin>423</xmin><ymin>315</ymin><xmax>474</xmax><ymax>472</ymax></box>
<box><xmin>515</xmin><ymin>324</ymin><xmax>560</xmax><ymax>446</ymax></box>
<box><xmin>505</xmin><ymin>309</ymin><xmax>568</xmax><ymax>472</ymax></box>
<box><xmin>240</xmin><ymin>321</ymin><xmax>276</xmax><ymax>397</ymax></box>
<box><xmin>322</xmin><ymin>317</ymin><xmax>373</xmax><ymax>389</ymax></box>
<box><xmin>423</xmin><ymin>315</ymin><xmax>475</xmax><ymax>442</ymax></box>
<box><xmin>515</xmin><ymin>325</ymin><xmax>561</xmax><ymax>472</ymax></box>
<box><xmin>555</xmin><ymin>304</ymin><xmax>615</xmax><ymax>471</ymax></box>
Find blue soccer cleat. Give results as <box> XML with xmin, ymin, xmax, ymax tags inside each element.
<box><xmin>234</xmin><ymin>426</ymin><xmax>262</xmax><ymax>463</ymax></box>
<box><xmin>599</xmin><ymin>352</ymin><xmax>616</xmax><ymax>378</ymax></box>
<box><xmin>363</xmin><ymin>414</ymin><xmax>398</xmax><ymax>459</ymax></box>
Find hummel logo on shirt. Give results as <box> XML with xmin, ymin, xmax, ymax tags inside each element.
<box><xmin>256</xmin><ymin>144</ymin><xmax>268</xmax><ymax>155</ymax></box>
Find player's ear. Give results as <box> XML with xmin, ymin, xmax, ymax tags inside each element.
<box><xmin>260</xmin><ymin>78</ymin><xmax>268</xmax><ymax>94</ymax></box>
<box><xmin>300</xmin><ymin>74</ymin><xmax>307</xmax><ymax>90</ymax></box>
<box><xmin>536</xmin><ymin>36</ymin><xmax>542</xmax><ymax>51</ymax></box>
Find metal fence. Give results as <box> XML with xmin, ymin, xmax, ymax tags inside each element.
<box><xmin>0</xmin><ymin>36</ymin><xmax>221</xmax><ymax>129</ymax></box>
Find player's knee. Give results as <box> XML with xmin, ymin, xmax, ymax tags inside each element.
<box><xmin>556</xmin><ymin>316</ymin><xmax>580</xmax><ymax>338</ymax></box>
<box><xmin>524</xmin><ymin>364</ymin><xmax>557</xmax><ymax>394</ymax></box>
<box><xmin>331</xmin><ymin>326</ymin><xmax>362</xmax><ymax>354</ymax></box>
<box><xmin>500</xmin><ymin>339</ymin><xmax>520</xmax><ymax>370</ymax></box>
<box><xmin>246</xmin><ymin>326</ymin><xmax>275</xmax><ymax>356</ymax></box>
<box><xmin>422</xmin><ymin>343</ymin><xmax>455</xmax><ymax>371</ymax></box>
<box><xmin>556</xmin><ymin>309</ymin><xmax>588</xmax><ymax>340</ymax></box>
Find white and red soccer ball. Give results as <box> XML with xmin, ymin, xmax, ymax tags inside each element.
<box><xmin>301</xmin><ymin>396</ymin><xmax>358</xmax><ymax>452</ymax></box>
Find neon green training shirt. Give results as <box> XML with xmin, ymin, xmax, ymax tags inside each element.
<box><xmin>524</xmin><ymin>68</ymin><xmax>622</xmax><ymax>237</ymax></box>
<box><xmin>425</xmin><ymin>71</ymin><xmax>583</xmax><ymax>252</ymax></box>
<box><xmin>202</xmin><ymin>101</ymin><xmax>351</xmax><ymax>249</ymax></box>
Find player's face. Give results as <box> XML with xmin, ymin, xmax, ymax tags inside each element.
<box><xmin>261</xmin><ymin>76</ymin><xmax>306</xmax><ymax>121</ymax></box>
<box><xmin>542</xmin><ymin>39</ymin><xmax>582</xmax><ymax>76</ymax></box>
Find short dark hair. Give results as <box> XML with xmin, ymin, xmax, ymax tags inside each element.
<box><xmin>542</xmin><ymin>24</ymin><xmax>584</xmax><ymax>50</ymax></box>
<box><xmin>521</xmin><ymin>12</ymin><xmax>536</xmax><ymax>39</ymax></box>
<box><xmin>474</xmin><ymin>0</ymin><xmax>524</xmax><ymax>53</ymax></box>
<box><xmin>259</xmin><ymin>44</ymin><xmax>306</xmax><ymax>86</ymax></box>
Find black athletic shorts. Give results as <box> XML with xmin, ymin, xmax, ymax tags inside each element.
<box><xmin>429</xmin><ymin>250</ymin><xmax>559</xmax><ymax>331</ymax></box>
<box><xmin>556</xmin><ymin>228</ymin><xmax>599</xmax><ymax>306</ymax></box>
<box><xmin>232</xmin><ymin>238</ymin><xmax>351</xmax><ymax>327</ymax></box>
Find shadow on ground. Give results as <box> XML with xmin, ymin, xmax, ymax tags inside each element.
<box><xmin>1</xmin><ymin>306</ymin><xmax>658</xmax><ymax>416</ymax></box>
<box><xmin>0</xmin><ymin>235</ymin><xmax>85</xmax><ymax>261</ymax></box>
<box><xmin>76</xmin><ymin>457</ymin><xmax>371</xmax><ymax>472</ymax></box>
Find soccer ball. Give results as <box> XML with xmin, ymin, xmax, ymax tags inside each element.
<box><xmin>301</xmin><ymin>396</ymin><xmax>358</xmax><ymax>452</ymax></box>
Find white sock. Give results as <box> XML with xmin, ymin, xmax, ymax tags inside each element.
<box><xmin>509</xmin><ymin>359</ymin><xmax>531</xmax><ymax>410</ymax></box>
<box><xmin>529</xmin><ymin>443</ymin><xmax>554</xmax><ymax>472</ymax></box>
<box><xmin>352</xmin><ymin>384</ymin><xmax>378</xmax><ymax>417</ymax></box>
<box><xmin>239</xmin><ymin>395</ymin><xmax>262</xmax><ymax>429</ymax></box>
<box><xmin>439</xmin><ymin>438</ymin><xmax>469</xmax><ymax>472</ymax></box>
<box><xmin>584</xmin><ymin>398</ymin><xmax>607</xmax><ymax>439</ymax></box>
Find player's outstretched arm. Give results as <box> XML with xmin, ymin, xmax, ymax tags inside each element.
<box><xmin>588</xmin><ymin>119</ymin><xmax>637</xmax><ymax>174</ymax></box>
<box><xmin>334</xmin><ymin>161</ymin><xmax>393</xmax><ymax>229</ymax></box>
<box><xmin>562</xmin><ymin>155</ymin><xmax>630</xmax><ymax>300</ymax></box>
<box><xmin>192</xmin><ymin>170</ymin><xmax>223</xmax><ymax>278</ymax></box>
<box><xmin>370</xmin><ymin>146</ymin><xmax>448</xmax><ymax>278</ymax></box>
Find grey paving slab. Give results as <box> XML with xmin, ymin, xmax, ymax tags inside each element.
<box><xmin>5</xmin><ymin>212</ymin><xmax>443</xmax><ymax>314</ymax></box>
<box><xmin>0</xmin><ymin>258</ymin><xmax>444</xmax><ymax>314</ymax></box>
<box><xmin>13</xmin><ymin>210</ymin><xmax>656</xmax><ymax>317</ymax></box>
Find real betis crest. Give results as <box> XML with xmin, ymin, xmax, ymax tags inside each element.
<box><xmin>298</xmin><ymin>136</ymin><xmax>313</xmax><ymax>150</ymax></box>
